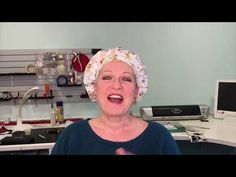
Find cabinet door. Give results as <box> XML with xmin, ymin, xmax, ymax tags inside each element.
<box><xmin>0</xmin><ymin>149</ymin><xmax>49</xmax><ymax>155</ymax></box>
<box><xmin>176</xmin><ymin>140</ymin><xmax>236</xmax><ymax>155</ymax></box>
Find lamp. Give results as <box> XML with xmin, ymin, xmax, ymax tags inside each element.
<box><xmin>12</xmin><ymin>86</ymin><xmax>40</xmax><ymax>134</ymax></box>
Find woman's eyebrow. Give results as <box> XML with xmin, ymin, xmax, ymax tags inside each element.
<box><xmin>100</xmin><ymin>70</ymin><xmax>134</xmax><ymax>76</ymax></box>
<box><xmin>100</xmin><ymin>70</ymin><xmax>112</xmax><ymax>74</ymax></box>
<box><xmin>123</xmin><ymin>72</ymin><xmax>133</xmax><ymax>76</ymax></box>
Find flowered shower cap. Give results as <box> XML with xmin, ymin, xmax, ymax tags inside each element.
<box><xmin>83</xmin><ymin>47</ymin><xmax>148</xmax><ymax>102</ymax></box>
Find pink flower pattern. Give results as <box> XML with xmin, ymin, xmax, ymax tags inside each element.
<box><xmin>83</xmin><ymin>47</ymin><xmax>148</xmax><ymax>102</ymax></box>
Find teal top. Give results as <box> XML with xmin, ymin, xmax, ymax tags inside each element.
<box><xmin>51</xmin><ymin>119</ymin><xmax>180</xmax><ymax>155</ymax></box>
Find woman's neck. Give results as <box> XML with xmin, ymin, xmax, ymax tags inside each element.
<box><xmin>98</xmin><ymin>114</ymin><xmax>134</xmax><ymax>131</ymax></box>
<box><xmin>89</xmin><ymin>114</ymin><xmax>148</xmax><ymax>142</ymax></box>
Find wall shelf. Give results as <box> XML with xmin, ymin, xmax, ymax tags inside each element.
<box><xmin>28</xmin><ymin>96</ymin><xmax>54</xmax><ymax>100</ymax></box>
<box><xmin>57</xmin><ymin>84</ymin><xmax>82</xmax><ymax>87</ymax></box>
<box><xmin>0</xmin><ymin>73</ymin><xmax>36</xmax><ymax>76</ymax></box>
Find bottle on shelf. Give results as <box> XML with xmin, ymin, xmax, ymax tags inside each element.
<box><xmin>55</xmin><ymin>101</ymin><xmax>64</xmax><ymax>124</ymax></box>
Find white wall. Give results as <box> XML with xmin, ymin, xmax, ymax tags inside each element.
<box><xmin>0</xmin><ymin>22</ymin><xmax>236</xmax><ymax>120</ymax></box>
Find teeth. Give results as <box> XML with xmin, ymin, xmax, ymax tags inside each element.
<box><xmin>109</xmin><ymin>95</ymin><xmax>122</xmax><ymax>99</ymax></box>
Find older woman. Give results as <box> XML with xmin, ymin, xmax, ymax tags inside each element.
<box><xmin>51</xmin><ymin>48</ymin><xmax>180</xmax><ymax>155</ymax></box>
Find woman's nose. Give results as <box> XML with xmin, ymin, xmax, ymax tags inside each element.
<box><xmin>112</xmin><ymin>79</ymin><xmax>122</xmax><ymax>89</ymax></box>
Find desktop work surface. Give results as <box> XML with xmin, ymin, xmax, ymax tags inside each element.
<box><xmin>165</xmin><ymin>117</ymin><xmax>236</xmax><ymax>147</ymax></box>
<box><xmin>0</xmin><ymin>117</ymin><xmax>235</xmax><ymax>154</ymax></box>
<box><xmin>0</xmin><ymin>127</ymin><xmax>64</xmax><ymax>153</ymax></box>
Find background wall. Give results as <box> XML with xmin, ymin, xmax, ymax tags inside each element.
<box><xmin>0</xmin><ymin>22</ymin><xmax>235</xmax><ymax>120</ymax></box>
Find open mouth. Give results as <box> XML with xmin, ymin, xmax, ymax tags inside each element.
<box><xmin>107</xmin><ymin>94</ymin><xmax>123</xmax><ymax>104</ymax></box>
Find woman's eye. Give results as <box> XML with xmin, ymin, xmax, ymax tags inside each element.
<box><xmin>102</xmin><ymin>76</ymin><xmax>112</xmax><ymax>80</ymax></box>
<box><xmin>122</xmin><ymin>77</ymin><xmax>132</xmax><ymax>82</ymax></box>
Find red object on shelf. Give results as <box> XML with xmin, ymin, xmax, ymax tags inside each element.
<box><xmin>71</xmin><ymin>52</ymin><xmax>90</xmax><ymax>72</ymax></box>
<box><xmin>44</xmin><ymin>84</ymin><xmax>50</xmax><ymax>96</ymax></box>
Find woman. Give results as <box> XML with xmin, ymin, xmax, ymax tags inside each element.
<box><xmin>51</xmin><ymin>47</ymin><xmax>180</xmax><ymax>155</ymax></box>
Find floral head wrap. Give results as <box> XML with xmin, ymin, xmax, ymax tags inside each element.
<box><xmin>83</xmin><ymin>47</ymin><xmax>148</xmax><ymax>102</ymax></box>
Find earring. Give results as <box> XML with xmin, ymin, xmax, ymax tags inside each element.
<box><xmin>93</xmin><ymin>95</ymin><xmax>97</xmax><ymax>101</ymax></box>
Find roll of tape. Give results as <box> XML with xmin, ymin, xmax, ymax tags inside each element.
<box><xmin>57</xmin><ymin>75</ymin><xmax>68</xmax><ymax>86</ymax></box>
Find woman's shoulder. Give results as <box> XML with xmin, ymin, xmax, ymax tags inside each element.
<box><xmin>146</xmin><ymin>121</ymin><xmax>170</xmax><ymax>135</ymax></box>
<box><xmin>62</xmin><ymin>119</ymin><xmax>89</xmax><ymax>134</ymax></box>
<box><xmin>68</xmin><ymin>119</ymin><xmax>88</xmax><ymax>126</ymax></box>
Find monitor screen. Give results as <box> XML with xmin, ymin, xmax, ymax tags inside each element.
<box><xmin>214</xmin><ymin>80</ymin><xmax>236</xmax><ymax>118</ymax></box>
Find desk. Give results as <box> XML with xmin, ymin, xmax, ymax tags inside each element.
<box><xmin>0</xmin><ymin>117</ymin><xmax>235</xmax><ymax>154</ymax></box>
<box><xmin>166</xmin><ymin>116</ymin><xmax>236</xmax><ymax>147</ymax></box>
<box><xmin>0</xmin><ymin>122</ymin><xmax>69</xmax><ymax>154</ymax></box>
<box><xmin>0</xmin><ymin>143</ymin><xmax>54</xmax><ymax>154</ymax></box>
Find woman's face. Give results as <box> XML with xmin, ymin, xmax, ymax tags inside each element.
<box><xmin>94</xmin><ymin>60</ymin><xmax>138</xmax><ymax>117</ymax></box>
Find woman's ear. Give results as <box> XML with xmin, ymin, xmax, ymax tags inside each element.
<box><xmin>133</xmin><ymin>87</ymin><xmax>139</xmax><ymax>104</ymax></box>
<box><xmin>92</xmin><ymin>90</ymin><xmax>97</xmax><ymax>101</ymax></box>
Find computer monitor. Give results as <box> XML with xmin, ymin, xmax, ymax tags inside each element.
<box><xmin>214</xmin><ymin>80</ymin><xmax>236</xmax><ymax>119</ymax></box>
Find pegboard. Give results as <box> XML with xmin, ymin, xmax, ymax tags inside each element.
<box><xmin>0</xmin><ymin>48</ymin><xmax>101</xmax><ymax>105</ymax></box>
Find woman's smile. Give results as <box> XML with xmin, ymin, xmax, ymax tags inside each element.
<box><xmin>107</xmin><ymin>94</ymin><xmax>123</xmax><ymax>104</ymax></box>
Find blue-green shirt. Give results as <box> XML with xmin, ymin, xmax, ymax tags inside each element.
<box><xmin>51</xmin><ymin>119</ymin><xmax>180</xmax><ymax>155</ymax></box>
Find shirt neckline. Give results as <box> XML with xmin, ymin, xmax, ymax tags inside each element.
<box><xmin>84</xmin><ymin>119</ymin><xmax>151</xmax><ymax>145</ymax></box>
